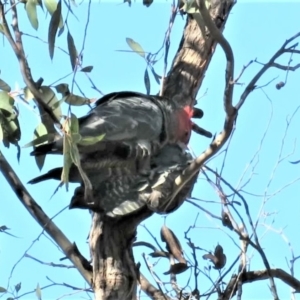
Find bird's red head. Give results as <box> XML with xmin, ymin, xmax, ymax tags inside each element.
<box><xmin>176</xmin><ymin>106</ymin><xmax>194</xmax><ymax>145</ymax></box>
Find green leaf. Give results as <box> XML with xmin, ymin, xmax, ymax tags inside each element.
<box><xmin>61</xmin><ymin>136</ymin><xmax>72</xmax><ymax>190</ymax></box>
<box><xmin>54</xmin><ymin>83</ymin><xmax>69</xmax><ymax>96</ymax></box>
<box><xmin>0</xmin><ymin>79</ymin><xmax>11</xmax><ymax>92</ymax></box>
<box><xmin>64</xmin><ymin>94</ymin><xmax>88</xmax><ymax>106</ymax></box>
<box><xmin>48</xmin><ymin>0</ymin><xmax>61</xmax><ymax>59</ymax></box>
<box><xmin>44</xmin><ymin>0</ymin><xmax>63</xmax><ymax>28</ymax></box>
<box><xmin>0</xmin><ymin>24</ymin><xmax>4</xmax><ymax>34</ymax></box>
<box><xmin>33</xmin><ymin>123</ymin><xmax>48</xmax><ymax>170</ymax></box>
<box><xmin>126</xmin><ymin>38</ymin><xmax>145</xmax><ymax>58</ymax></box>
<box><xmin>144</xmin><ymin>68</ymin><xmax>150</xmax><ymax>95</ymax></box>
<box><xmin>26</xmin><ymin>0</ymin><xmax>39</xmax><ymax>30</ymax></box>
<box><xmin>23</xmin><ymin>134</ymin><xmax>51</xmax><ymax>148</ymax></box>
<box><xmin>5</xmin><ymin>115</ymin><xmax>21</xmax><ymax>145</ymax></box>
<box><xmin>40</xmin><ymin>86</ymin><xmax>62</xmax><ymax>120</ymax></box>
<box><xmin>24</xmin><ymin>86</ymin><xmax>34</xmax><ymax>101</ymax></box>
<box><xmin>0</xmin><ymin>287</ymin><xmax>6</xmax><ymax>293</ymax></box>
<box><xmin>0</xmin><ymin>91</ymin><xmax>14</xmax><ymax>114</ymax></box>
<box><xmin>35</xmin><ymin>283</ymin><xmax>42</xmax><ymax>300</ymax></box>
<box><xmin>67</xmin><ymin>31</ymin><xmax>78</xmax><ymax>71</ymax></box>
<box><xmin>44</xmin><ymin>0</ymin><xmax>57</xmax><ymax>13</ymax></box>
<box><xmin>69</xmin><ymin>113</ymin><xmax>79</xmax><ymax>134</ymax></box>
<box><xmin>80</xmin><ymin>66</ymin><xmax>93</xmax><ymax>73</ymax></box>
<box><xmin>0</xmin><ymin>124</ymin><xmax>3</xmax><ymax>142</ymax></box>
<box><xmin>78</xmin><ymin>133</ymin><xmax>105</xmax><ymax>146</ymax></box>
<box><xmin>150</xmin><ymin>67</ymin><xmax>161</xmax><ymax>85</ymax></box>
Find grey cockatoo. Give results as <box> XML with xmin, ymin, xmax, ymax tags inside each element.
<box><xmin>31</xmin><ymin>91</ymin><xmax>195</xmax><ymax>170</ymax></box>
<box><xmin>28</xmin><ymin>144</ymin><xmax>199</xmax><ymax>216</ymax></box>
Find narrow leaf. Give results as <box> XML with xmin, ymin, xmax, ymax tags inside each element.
<box><xmin>161</xmin><ymin>225</ymin><xmax>186</xmax><ymax>263</ymax></box>
<box><xmin>15</xmin><ymin>282</ymin><xmax>21</xmax><ymax>293</ymax></box>
<box><xmin>24</xmin><ymin>87</ymin><xmax>34</xmax><ymax>101</ymax></box>
<box><xmin>23</xmin><ymin>134</ymin><xmax>51</xmax><ymax>148</ymax></box>
<box><xmin>48</xmin><ymin>0</ymin><xmax>61</xmax><ymax>59</ymax></box>
<box><xmin>44</xmin><ymin>0</ymin><xmax>63</xmax><ymax>28</ymax></box>
<box><xmin>70</xmin><ymin>113</ymin><xmax>79</xmax><ymax>134</ymax></box>
<box><xmin>80</xmin><ymin>66</ymin><xmax>93</xmax><ymax>73</ymax></box>
<box><xmin>64</xmin><ymin>94</ymin><xmax>88</xmax><ymax>106</ymax></box>
<box><xmin>67</xmin><ymin>31</ymin><xmax>78</xmax><ymax>71</ymax></box>
<box><xmin>0</xmin><ymin>91</ymin><xmax>14</xmax><ymax>113</ymax></box>
<box><xmin>54</xmin><ymin>83</ymin><xmax>70</xmax><ymax>96</ymax></box>
<box><xmin>0</xmin><ymin>79</ymin><xmax>11</xmax><ymax>92</ymax></box>
<box><xmin>40</xmin><ymin>86</ymin><xmax>62</xmax><ymax>120</ymax></box>
<box><xmin>35</xmin><ymin>283</ymin><xmax>42</xmax><ymax>300</ymax></box>
<box><xmin>0</xmin><ymin>124</ymin><xmax>3</xmax><ymax>142</ymax></box>
<box><xmin>26</xmin><ymin>0</ymin><xmax>39</xmax><ymax>30</ymax></box>
<box><xmin>33</xmin><ymin>123</ymin><xmax>49</xmax><ymax>170</ymax></box>
<box><xmin>144</xmin><ymin>68</ymin><xmax>150</xmax><ymax>95</ymax></box>
<box><xmin>78</xmin><ymin>133</ymin><xmax>105</xmax><ymax>146</ymax></box>
<box><xmin>150</xmin><ymin>67</ymin><xmax>161</xmax><ymax>85</ymax></box>
<box><xmin>126</xmin><ymin>37</ymin><xmax>145</xmax><ymax>58</ymax></box>
<box><xmin>0</xmin><ymin>287</ymin><xmax>6</xmax><ymax>293</ymax></box>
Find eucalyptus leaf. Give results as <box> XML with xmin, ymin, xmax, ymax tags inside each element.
<box><xmin>54</xmin><ymin>83</ymin><xmax>69</xmax><ymax>96</ymax></box>
<box><xmin>64</xmin><ymin>94</ymin><xmax>89</xmax><ymax>106</ymax></box>
<box><xmin>26</xmin><ymin>0</ymin><xmax>39</xmax><ymax>30</ymax></box>
<box><xmin>0</xmin><ymin>91</ymin><xmax>14</xmax><ymax>114</ymax></box>
<box><xmin>35</xmin><ymin>283</ymin><xmax>42</xmax><ymax>300</ymax></box>
<box><xmin>78</xmin><ymin>133</ymin><xmax>105</xmax><ymax>146</ymax></box>
<box><xmin>0</xmin><ymin>79</ymin><xmax>11</xmax><ymax>92</ymax></box>
<box><xmin>0</xmin><ymin>124</ymin><xmax>3</xmax><ymax>142</ymax></box>
<box><xmin>44</xmin><ymin>0</ymin><xmax>63</xmax><ymax>27</ymax></box>
<box><xmin>126</xmin><ymin>37</ymin><xmax>145</xmax><ymax>58</ymax></box>
<box><xmin>67</xmin><ymin>31</ymin><xmax>78</xmax><ymax>70</ymax></box>
<box><xmin>144</xmin><ymin>68</ymin><xmax>150</xmax><ymax>95</ymax></box>
<box><xmin>39</xmin><ymin>86</ymin><xmax>62</xmax><ymax>120</ymax></box>
<box><xmin>48</xmin><ymin>0</ymin><xmax>61</xmax><ymax>59</ymax></box>
<box><xmin>80</xmin><ymin>66</ymin><xmax>93</xmax><ymax>73</ymax></box>
<box><xmin>33</xmin><ymin>123</ymin><xmax>48</xmax><ymax>170</ymax></box>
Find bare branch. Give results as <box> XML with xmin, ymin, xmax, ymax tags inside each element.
<box><xmin>236</xmin><ymin>32</ymin><xmax>300</xmax><ymax>110</ymax></box>
<box><xmin>224</xmin><ymin>269</ymin><xmax>300</xmax><ymax>299</ymax></box>
<box><xmin>139</xmin><ymin>273</ymin><xmax>171</xmax><ymax>300</ymax></box>
<box><xmin>0</xmin><ymin>150</ymin><xmax>92</xmax><ymax>286</ymax></box>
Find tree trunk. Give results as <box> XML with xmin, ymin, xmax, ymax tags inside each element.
<box><xmin>90</xmin><ymin>210</ymin><xmax>151</xmax><ymax>300</ymax></box>
<box><xmin>90</xmin><ymin>1</ymin><xmax>235</xmax><ymax>299</ymax></box>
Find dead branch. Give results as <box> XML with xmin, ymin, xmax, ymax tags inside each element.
<box><xmin>139</xmin><ymin>273</ymin><xmax>171</xmax><ymax>300</ymax></box>
<box><xmin>223</xmin><ymin>269</ymin><xmax>300</xmax><ymax>299</ymax></box>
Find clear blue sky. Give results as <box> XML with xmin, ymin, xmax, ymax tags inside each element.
<box><xmin>1</xmin><ymin>1</ymin><xmax>300</xmax><ymax>299</ymax></box>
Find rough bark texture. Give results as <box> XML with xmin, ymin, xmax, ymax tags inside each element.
<box><xmin>163</xmin><ymin>0</ymin><xmax>235</xmax><ymax>106</ymax></box>
<box><xmin>90</xmin><ymin>214</ymin><xmax>137</xmax><ymax>300</ymax></box>
<box><xmin>90</xmin><ymin>1</ymin><xmax>235</xmax><ymax>299</ymax></box>
<box><xmin>90</xmin><ymin>209</ymin><xmax>152</xmax><ymax>300</ymax></box>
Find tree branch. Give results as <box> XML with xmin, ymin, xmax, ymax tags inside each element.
<box><xmin>223</xmin><ymin>269</ymin><xmax>300</xmax><ymax>299</ymax></box>
<box><xmin>139</xmin><ymin>273</ymin><xmax>171</xmax><ymax>300</ymax></box>
<box><xmin>0</xmin><ymin>150</ymin><xmax>92</xmax><ymax>286</ymax></box>
<box><xmin>0</xmin><ymin>0</ymin><xmax>61</xmax><ymax>129</ymax></box>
